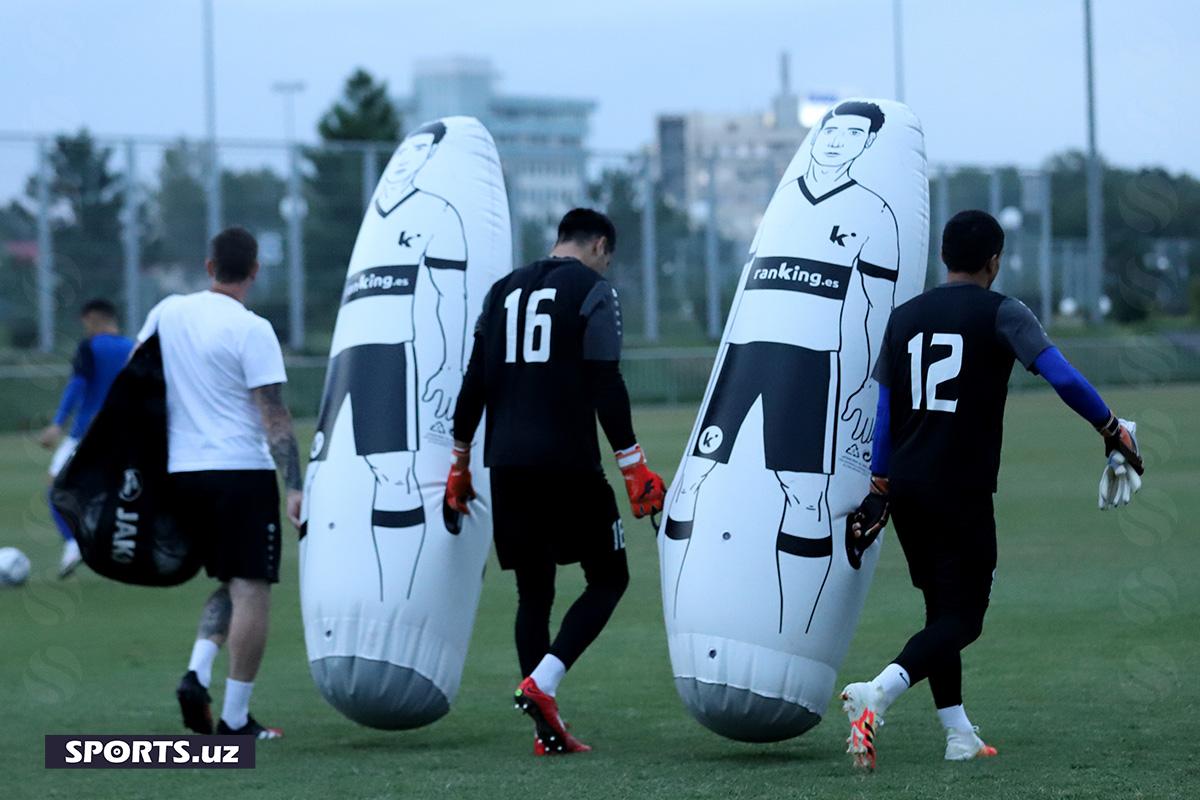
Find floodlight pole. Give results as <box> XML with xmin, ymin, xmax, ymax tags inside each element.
<box><xmin>641</xmin><ymin>154</ymin><xmax>659</xmax><ymax>342</ymax></box>
<box><xmin>989</xmin><ymin>168</ymin><xmax>1003</xmax><ymax>293</ymax></box>
<box><xmin>362</xmin><ymin>146</ymin><xmax>378</xmax><ymax>214</ymax></box>
<box><xmin>202</xmin><ymin>0</ymin><xmax>222</xmax><ymax>242</ymax></box>
<box><xmin>122</xmin><ymin>141</ymin><xmax>142</xmax><ymax>329</ymax></box>
<box><xmin>272</xmin><ymin>81</ymin><xmax>305</xmax><ymax>143</ymax></box>
<box><xmin>1039</xmin><ymin>175</ymin><xmax>1053</xmax><ymax>324</ymax></box>
<box><xmin>274</xmin><ymin>81</ymin><xmax>307</xmax><ymax>351</ymax></box>
<box><xmin>36</xmin><ymin>140</ymin><xmax>55</xmax><ymax>353</ymax></box>
<box><xmin>893</xmin><ymin>0</ymin><xmax>906</xmax><ymax>103</ymax></box>
<box><xmin>704</xmin><ymin>156</ymin><xmax>721</xmax><ymax>341</ymax></box>
<box><xmin>935</xmin><ymin>166</ymin><xmax>951</xmax><ymax>284</ymax></box>
<box><xmin>1083</xmin><ymin>0</ymin><xmax>1104</xmax><ymax>324</ymax></box>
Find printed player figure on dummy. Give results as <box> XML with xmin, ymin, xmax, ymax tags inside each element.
<box><xmin>663</xmin><ymin>101</ymin><xmax>899</xmax><ymax>632</ymax></box>
<box><xmin>307</xmin><ymin>121</ymin><xmax>468</xmax><ymax>600</ymax></box>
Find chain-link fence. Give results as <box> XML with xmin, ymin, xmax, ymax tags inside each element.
<box><xmin>1</xmin><ymin>131</ymin><xmax>1196</xmax><ymax>429</ymax></box>
<box><xmin>0</xmin><ymin>132</ymin><xmax>1104</xmax><ymax>350</ymax></box>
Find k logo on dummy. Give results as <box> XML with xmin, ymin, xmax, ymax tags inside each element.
<box><xmin>300</xmin><ymin>117</ymin><xmax>511</xmax><ymax>730</ymax></box>
<box><xmin>658</xmin><ymin>99</ymin><xmax>929</xmax><ymax>742</ymax></box>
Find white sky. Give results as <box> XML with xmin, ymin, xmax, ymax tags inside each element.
<box><xmin>2</xmin><ymin>0</ymin><xmax>1196</xmax><ymax>175</ymax></box>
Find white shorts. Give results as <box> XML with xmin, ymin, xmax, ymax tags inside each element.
<box><xmin>48</xmin><ymin>437</ymin><xmax>79</xmax><ymax>478</ymax></box>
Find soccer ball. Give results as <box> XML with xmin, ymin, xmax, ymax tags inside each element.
<box><xmin>0</xmin><ymin>547</ymin><xmax>31</xmax><ymax>586</ymax></box>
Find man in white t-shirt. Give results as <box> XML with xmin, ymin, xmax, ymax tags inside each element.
<box><xmin>138</xmin><ymin>227</ymin><xmax>302</xmax><ymax>740</ymax></box>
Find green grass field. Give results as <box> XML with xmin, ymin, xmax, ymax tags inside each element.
<box><xmin>2</xmin><ymin>386</ymin><xmax>1197</xmax><ymax>799</ymax></box>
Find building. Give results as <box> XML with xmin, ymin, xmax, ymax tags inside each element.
<box><xmin>656</xmin><ymin>54</ymin><xmax>832</xmax><ymax>242</ymax></box>
<box><xmin>395</xmin><ymin>58</ymin><xmax>595</xmax><ymax>226</ymax></box>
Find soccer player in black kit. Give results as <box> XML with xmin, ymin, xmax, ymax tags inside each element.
<box><xmin>445</xmin><ymin>208</ymin><xmax>666</xmax><ymax>755</ymax></box>
<box><xmin>839</xmin><ymin>210</ymin><xmax>1145</xmax><ymax>770</ymax></box>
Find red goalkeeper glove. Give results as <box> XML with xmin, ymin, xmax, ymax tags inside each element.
<box><xmin>616</xmin><ymin>444</ymin><xmax>665</xmax><ymax>519</ymax></box>
<box><xmin>443</xmin><ymin>443</ymin><xmax>476</xmax><ymax>534</ymax></box>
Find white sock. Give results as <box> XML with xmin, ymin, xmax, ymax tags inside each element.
<box><xmin>187</xmin><ymin>639</ymin><xmax>220</xmax><ymax>689</ymax></box>
<box><xmin>871</xmin><ymin>663</ymin><xmax>911</xmax><ymax>710</ymax></box>
<box><xmin>221</xmin><ymin>678</ymin><xmax>254</xmax><ymax>730</ymax></box>
<box><xmin>529</xmin><ymin>654</ymin><xmax>566</xmax><ymax>697</ymax></box>
<box><xmin>937</xmin><ymin>704</ymin><xmax>972</xmax><ymax>731</ymax></box>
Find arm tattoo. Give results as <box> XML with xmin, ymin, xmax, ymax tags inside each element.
<box><xmin>197</xmin><ymin>585</ymin><xmax>232</xmax><ymax>639</ymax></box>
<box><xmin>252</xmin><ymin>383</ymin><xmax>303</xmax><ymax>492</ymax></box>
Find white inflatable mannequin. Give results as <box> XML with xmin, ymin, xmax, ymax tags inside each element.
<box><xmin>659</xmin><ymin>99</ymin><xmax>928</xmax><ymax>741</ymax></box>
<box><xmin>300</xmin><ymin>116</ymin><xmax>510</xmax><ymax>729</ymax></box>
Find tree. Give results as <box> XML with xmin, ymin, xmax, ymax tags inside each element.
<box><xmin>924</xmin><ymin>154</ymin><xmax>1200</xmax><ymax>321</ymax></box>
<box><xmin>25</xmin><ymin>130</ymin><xmax>125</xmax><ymax>311</ymax></box>
<box><xmin>0</xmin><ymin>199</ymin><xmax>35</xmax><ymax>242</ymax></box>
<box><xmin>518</xmin><ymin>217</ymin><xmax>554</xmax><ymax>266</ymax></box>
<box><xmin>145</xmin><ymin>141</ymin><xmax>290</xmax><ymax>333</ymax></box>
<box><xmin>153</xmin><ymin>139</ymin><xmax>207</xmax><ymax>268</ymax></box>
<box><xmin>222</xmin><ymin>168</ymin><xmax>286</xmax><ymax>242</ymax></box>
<box><xmin>316</xmin><ymin>68</ymin><xmax>402</xmax><ymax>142</ymax></box>
<box><xmin>588</xmin><ymin>167</ymin><xmax>726</xmax><ymax>343</ymax></box>
<box><xmin>304</xmin><ymin>68</ymin><xmax>402</xmax><ymax>326</ymax></box>
<box><xmin>0</xmin><ymin>201</ymin><xmax>37</xmax><ymax>340</ymax></box>
<box><xmin>151</xmin><ymin>142</ymin><xmax>286</xmax><ymax>268</ymax></box>
<box><xmin>588</xmin><ymin>168</ymin><xmax>647</xmax><ymax>334</ymax></box>
<box><xmin>1043</xmin><ymin>151</ymin><xmax>1200</xmax><ymax>321</ymax></box>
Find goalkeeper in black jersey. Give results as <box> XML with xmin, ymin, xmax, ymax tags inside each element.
<box><xmin>839</xmin><ymin>210</ymin><xmax>1145</xmax><ymax>770</ymax></box>
<box><xmin>446</xmin><ymin>209</ymin><xmax>666</xmax><ymax>755</ymax></box>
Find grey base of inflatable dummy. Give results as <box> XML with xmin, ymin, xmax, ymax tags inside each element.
<box><xmin>674</xmin><ymin>678</ymin><xmax>820</xmax><ymax>743</ymax></box>
<box><xmin>310</xmin><ymin>656</ymin><xmax>449</xmax><ymax>730</ymax></box>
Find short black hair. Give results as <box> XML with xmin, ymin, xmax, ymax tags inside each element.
<box><xmin>409</xmin><ymin>120</ymin><xmax>447</xmax><ymax>145</ymax></box>
<box><xmin>210</xmin><ymin>226</ymin><xmax>258</xmax><ymax>283</ymax></box>
<box><xmin>556</xmin><ymin>208</ymin><xmax>616</xmax><ymax>254</ymax></box>
<box><xmin>80</xmin><ymin>298</ymin><xmax>117</xmax><ymax>319</ymax></box>
<box><xmin>820</xmin><ymin>100</ymin><xmax>886</xmax><ymax>134</ymax></box>
<box><xmin>941</xmin><ymin>210</ymin><xmax>1005</xmax><ymax>274</ymax></box>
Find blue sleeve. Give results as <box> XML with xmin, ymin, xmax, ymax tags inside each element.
<box><xmin>869</xmin><ymin>385</ymin><xmax>891</xmax><ymax>478</ymax></box>
<box><xmin>53</xmin><ymin>375</ymin><xmax>86</xmax><ymax>426</ymax></box>
<box><xmin>1033</xmin><ymin>346</ymin><xmax>1110</xmax><ymax>427</ymax></box>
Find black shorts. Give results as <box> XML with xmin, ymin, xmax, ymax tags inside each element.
<box><xmin>169</xmin><ymin>470</ymin><xmax>282</xmax><ymax>583</ymax></box>
<box><xmin>490</xmin><ymin>466</ymin><xmax>623</xmax><ymax>571</ymax></box>
<box><xmin>890</xmin><ymin>491</ymin><xmax>997</xmax><ymax>610</ymax></box>
<box><xmin>694</xmin><ymin>341</ymin><xmax>838</xmax><ymax>473</ymax></box>
<box><xmin>311</xmin><ymin>341</ymin><xmax>416</xmax><ymax>461</ymax></box>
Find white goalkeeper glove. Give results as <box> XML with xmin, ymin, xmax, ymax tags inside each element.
<box><xmin>1097</xmin><ymin>417</ymin><xmax>1143</xmax><ymax>510</ymax></box>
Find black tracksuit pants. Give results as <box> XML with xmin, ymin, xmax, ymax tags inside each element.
<box><xmin>890</xmin><ymin>490</ymin><xmax>997</xmax><ymax>709</ymax></box>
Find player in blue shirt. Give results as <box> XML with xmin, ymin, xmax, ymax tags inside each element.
<box><xmin>38</xmin><ymin>299</ymin><xmax>135</xmax><ymax>577</ymax></box>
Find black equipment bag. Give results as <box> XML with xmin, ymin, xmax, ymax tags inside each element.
<box><xmin>50</xmin><ymin>335</ymin><xmax>201</xmax><ymax>586</ymax></box>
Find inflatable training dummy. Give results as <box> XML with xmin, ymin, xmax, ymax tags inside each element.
<box><xmin>301</xmin><ymin>116</ymin><xmax>511</xmax><ymax>729</ymax></box>
<box><xmin>658</xmin><ymin>99</ymin><xmax>928</xmax><ymax>742</ymax></box>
